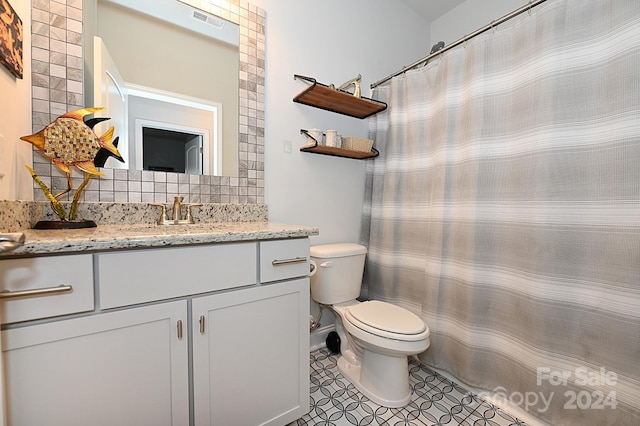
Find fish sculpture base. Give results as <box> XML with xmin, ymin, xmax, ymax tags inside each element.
<box><xmin>33</xmin><ymin>220</ymin><xmax>97</xmax><ymax>230</ymax></box>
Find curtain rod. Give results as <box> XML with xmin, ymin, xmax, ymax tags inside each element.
<box><xmin>370</xmin><ymin>0</ymin><xmax>548</xmax><ymax>89</ymax></box>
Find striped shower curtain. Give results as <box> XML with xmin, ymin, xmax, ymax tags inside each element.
<box><xmin>362</xmin><ymin>1</ymin><xmax>639</xmax><ymax>425</ymax></box>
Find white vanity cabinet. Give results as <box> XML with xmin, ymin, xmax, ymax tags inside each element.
<box><xmin>193</xmin><ymin>278</ymin><xmax>308</xmax><ymax>425</ymax></box>
<box><xmin>192</xmin><ymin>238</ymin><xmax>310</xmax><ymax>426</ymax></box>
<box><xmin>0</xmin><ymin>237</ymin><xmax>311</xmax><ymax>426</ymax></box>
<box><xmin>2</xmin><ymin>301</ymin><xmax>189</xmax><ymax>426</ymax></box>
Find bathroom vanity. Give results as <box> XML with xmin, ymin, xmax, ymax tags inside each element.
<box><xmin>0</xmin><ymin>222</ymin><xmax>317</xmax><ymax>426</ymax></box>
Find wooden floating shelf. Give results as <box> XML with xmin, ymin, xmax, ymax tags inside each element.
<box><xmin>293</xmin><ymin>74</ymin><xmax>387</xmax><ymax>119</ymax></box>
<box><xmin>299</xmin><ymin>130</ymin><xmax>378</xmax><ymax>159</ymax></box>
<box><xmin>299</xmin><ymin>144</ymin><xmax>379</xmax><ymax>159</ymax></box>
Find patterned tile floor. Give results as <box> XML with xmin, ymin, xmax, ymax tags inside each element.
<box><xmin>290</xmin><ymin>348</ymin><xmax>527</xmax><ymax>426</ymax></box>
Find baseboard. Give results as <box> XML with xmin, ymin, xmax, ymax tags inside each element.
<box><xmin>310</xmin><ymin>324</ymin><xmax>334</xmax><ymax>352</ymax></box>
<box><xmin>479</xmin><ymin>393</ymin><xmax>552</xmax><ymax>426</ymax></box>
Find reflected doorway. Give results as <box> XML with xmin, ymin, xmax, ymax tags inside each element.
<box><xmin>142</xmin><ymin>127</ymin><xmax>204</xmax><ymax>174</ymax></box>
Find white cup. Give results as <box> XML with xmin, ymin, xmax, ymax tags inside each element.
<box><xmin>307</xmin><ymin>129</ymin><xmax>324</xmax><ymax>146</ymax></box>
<box><xmin>326</xmin><ymin>130</ymin><xmax>341</xmax><ymax>147</ymax></box>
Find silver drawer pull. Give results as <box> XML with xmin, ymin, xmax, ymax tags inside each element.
<box><xmin>272</xmin><ymin>257</ymin><xmax>307</xmax><ymax>266</ymax></box>
<box><xmin>0</xmin><ymin>284</ymin><xmax>73</xmax><ymax>300</ymax></box>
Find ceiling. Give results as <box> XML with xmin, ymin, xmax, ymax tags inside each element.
<box><xmin>398</xmin><ymin>0</ymin><xmax>467</xmax><ymax>21</ymax></box>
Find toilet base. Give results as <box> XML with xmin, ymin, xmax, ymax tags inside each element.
<box><xmin>337</xmin><ymin>350</ymin><xmax>412</xmax><ymax>408</ymax></box>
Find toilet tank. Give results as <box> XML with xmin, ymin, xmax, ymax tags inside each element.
<box><xmin>310</xmin><ymin>243</ymin><xmax>367</xmax><ymax>304</ymax></box>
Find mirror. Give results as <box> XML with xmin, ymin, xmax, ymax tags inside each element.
<box><xmin>84</xmin><ymin>0</ymin><xmax>239</xmax><ymax>177</ymax></box>
<box><xmin>29</xmin><ymin>0</ymin><xmax>265</xmax><ymax>204</ymax></box>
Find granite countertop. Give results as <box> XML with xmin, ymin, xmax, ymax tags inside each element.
<box><xmin>0</xmin><ymin>222</ymin><xmax>319</xmax><ymax>257</ymax></box>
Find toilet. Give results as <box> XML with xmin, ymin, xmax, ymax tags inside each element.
<box><xmin>310</xmin><ymin>243</ymin><xmax>430</xmax><ymax>408</ymax></box>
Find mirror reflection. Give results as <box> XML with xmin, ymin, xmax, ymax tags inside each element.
<box><xmin>84</xmin><ymin>0</ymin><xmax>240</xmax><ymax>177</ymax></box>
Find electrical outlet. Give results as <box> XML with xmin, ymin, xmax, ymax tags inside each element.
<box><xmin>283</xmin><ymin>140</ymin><xmax>292</xmax><ymax>154</ymax></box>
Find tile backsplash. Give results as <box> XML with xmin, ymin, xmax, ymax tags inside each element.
<box><xmin>29</xmin><ymin>0</ymin><xmax>265</xmax><ymax>204</ymax></box>
<box><xmin>0</xmin><ymin>200</ymin><xmax>268</xmax><ymax>232</ymax></box>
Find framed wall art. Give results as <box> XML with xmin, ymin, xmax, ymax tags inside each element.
<box><xmin>0</xmin><ymin>0</ymin><xmax>23</xmax><ymax>79</ymax></box>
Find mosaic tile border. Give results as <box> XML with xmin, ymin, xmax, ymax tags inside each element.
<box><xmin>29</xmin><ymin>0</ymin><xmax>265</xmax><ymax>205</ymax></box>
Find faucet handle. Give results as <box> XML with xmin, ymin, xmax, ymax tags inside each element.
<box><xmin>149</xmin><ymin>203</ymin><xmax>168</xmax><ymax>225</ymax></box>
<box><xmin>185</xmin><ymin>204</ymin><xmax>203</xmax><ymax>224</ymax></box>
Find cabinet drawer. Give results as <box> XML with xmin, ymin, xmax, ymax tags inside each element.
<box><xmin>97</xmin><ymin>242</ymin><xmax>257</xmax><ymax>309</ymax></box>
<box><xmin>260</xmin><ymin>238</ymin><xmax>310</xmax><ymax>283</ymax></box>
<box><xmin>0</xmin><ymin>254</ymin><xmax>94</xmax><ymax>324</ymax></box>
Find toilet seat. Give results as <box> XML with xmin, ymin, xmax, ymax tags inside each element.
<box><xmin>344</xmin><ymin>301</ymin><xmax>429</xmax><ymax>342</ymax></box>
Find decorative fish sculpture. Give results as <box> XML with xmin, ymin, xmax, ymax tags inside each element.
<box><xmin>93</xmin><ymin>136</ymin><xmax>120</xmax><ymax>168</ymax></box>
<box><xmin>20</xmin><ymin>107</ymin><xmax>123</xmax><ymax>176</ymax></box>
<box><xmin>84</xmin><ymin>116</ymin><xmax>123</xmax><ymax>168</ymax></box>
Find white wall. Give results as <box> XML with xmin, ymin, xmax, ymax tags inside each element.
<box><xmin>430</xmin><ymin>0</ymin><xmax>530</xmax><ymax>45</ymax></box>
<box><xmin>250</xmin><ymin>0</ymin><xmax>536</xmax><ymax>344</ymax></box>
<box><xmin>253</xmin><ymin>0</ymin><xmax>534</xmax><ymax>246</ymax></box>
<box><xmin>0</xmin><ymin>2</ymin><xmax>31</xmax><ymax>422</ymax></box>
<box><xmin>251</xmin><ymin>0</ymin><xmax>432</xmax><ymax>246</ymax></box>
<box><xmin>0</xmin><ymin>0</ymin><xmax>33</xmax><ymax>200</ymax></box>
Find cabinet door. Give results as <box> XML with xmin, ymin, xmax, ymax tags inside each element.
<box><xmin>192</xmin><ymin>279</ymin><xmax>309</xmax><ymax>426</ymax></box>
<box><xmin>2</xmin><ymin>301</ymin><xmax>189</xmax><ymax>426</ymax></box>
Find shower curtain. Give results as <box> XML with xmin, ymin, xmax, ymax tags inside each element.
<box><xmin>362</xmin><ymin>1</ymin><xmax>639</xmax><ymax>425</ymax></box>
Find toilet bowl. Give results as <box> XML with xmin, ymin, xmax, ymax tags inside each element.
<box><xmin>310</xmin><ymin>243</ymin><xmax>430</xmax><ymax>408</ymax></box>
<box><xmin>332</xmin><ymin>300</ymin><xmax>430</xmax><ymax>407</ymax></box>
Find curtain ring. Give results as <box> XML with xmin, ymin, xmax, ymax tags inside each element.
<box><xmin>528</xmin><ymin>0</ymin><xmax>533</xmax><ymax>15</ymax></box>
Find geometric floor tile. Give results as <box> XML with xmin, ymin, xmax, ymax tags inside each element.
<box><xmin>289</xmin><ymin>348</ymin><xmax>527</xmax><ymax>426</ymax></box>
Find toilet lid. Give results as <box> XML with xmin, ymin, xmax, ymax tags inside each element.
<box><xmin>345</xmin><ymin>301</ymin><xmax>427</xmax><ymax>339</ymax></box>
